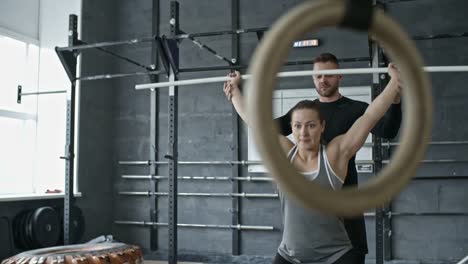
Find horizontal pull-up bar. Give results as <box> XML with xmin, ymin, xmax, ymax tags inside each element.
<box><xmin>135</xmin><ymin>65</ymin><xmax>468</xmax><ymax>90</ymax></box>
<box><xmin>17</xmin><ymin>85</ymin><xmax>67</xmax><ymax>104</ymax></box>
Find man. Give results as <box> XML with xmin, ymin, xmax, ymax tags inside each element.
<box><xmin>275</xmin><ymin>53</ymin><xmax>402</xmax><ymax>263</ymax></box>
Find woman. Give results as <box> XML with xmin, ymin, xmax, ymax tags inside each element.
<box><xmin>223</xmin><ymin>64</ymin><xmax>401</xmax><ymax>264</ymax></box>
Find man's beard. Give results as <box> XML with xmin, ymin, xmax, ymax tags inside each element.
<box><xmin>316</xmin><ymin>84</ymin><xmax>339</xmax><ymax>97</ymax></box>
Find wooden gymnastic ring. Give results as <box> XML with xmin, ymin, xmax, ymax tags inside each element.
<box><xmin>1</xmin><ymin>243</ymin><xmax>143</xmax><ymax>264</ymax></box>
<box><xmin>246</xmin><ymin>0</ymin><xmax>432</xmax><ymax>216</ymax></box>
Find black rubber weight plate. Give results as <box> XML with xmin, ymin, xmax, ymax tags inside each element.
<box><xmin>25</xmin><ymin>210</ymin><xmax>36</xmax><ymax>249</ymax></box>
<box><xmin>70</xmin><ymin>206</ymin><xmax>85</xmax><ymax>243</ymax></box>
<box><xmin>57</xmin><ymin>206</ymin><xmax>85</xmax><ymax>244</ymax></box>
<box><xmin>13</xmin><ymin>210</ymin><xmax>26</xmax><ymax>249</ymax></box>
<box><xmin>32</xmin><ymin>207</ymin><xmax>60</xmax><ymax>247</ymax></box>
<box><xmin>18</xmin><ymin>210</ymin><xmax>30</xmax><ymax>249</ymax></box>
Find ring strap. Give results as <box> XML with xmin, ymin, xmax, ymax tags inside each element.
<box><xmin>340</xmin><ymin>0</ymin><xmax>374</xmax><ymax>31</ymax></box>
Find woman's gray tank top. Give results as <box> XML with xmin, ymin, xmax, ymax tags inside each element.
<box><xmin>277</xmin><ymin>145</ymin><xmax>352</xmax><ymax>264</ymax></box>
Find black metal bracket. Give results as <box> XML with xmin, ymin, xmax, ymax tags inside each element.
<box><xmin>155</xmin><ymin>36</ymin><xmax>170</xmax><ymax>77</ymax></box>
<box><xmin>178</xmin><ymin>29</ymin><xmax>234</xmax><ymax>66</ymax></box>
<box><xmin>255</xmin><ymin>31</ymin><xmax>264</xmax><ymax>41</ymax></box>
<box><xmin>17</xmin><ymin>85</ymin><xmax>22</xmax><ymax>104</ymax></box>
<box><xmin>161</xmin><ymin>36</ymin><xmax>180</xmax><ymax>76</ymax></box>
<box><xmin>81</xmin><ymin>40</ymin><xmax>153</xmax><ymax>71</ymax></box>
<box><xmin>55</xmin><ymin>41</ymin><xmax>81</xmax><ymax>83</ymax></box>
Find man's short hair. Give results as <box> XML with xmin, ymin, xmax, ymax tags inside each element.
<box><xmin>313</xmin><ymin>53</ymin><xmax>339</xmax><ymax>66</ymax></box>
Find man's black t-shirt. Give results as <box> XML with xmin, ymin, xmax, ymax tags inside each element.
<box><xmin>276</xmin><ymin>96</ymin><xmax>402</xmax><ymax>254</ymax></box>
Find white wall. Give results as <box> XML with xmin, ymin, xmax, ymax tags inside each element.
<box><xmin>0</xmin><ymin>0</ymin><xmax>40</xmax><ymax>42</ymax></box>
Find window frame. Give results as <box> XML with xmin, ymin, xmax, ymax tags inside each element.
<box><xmin>0</xmin><ymin>28</ymin><xmax>78</xmax><ymax>201</ymax></box>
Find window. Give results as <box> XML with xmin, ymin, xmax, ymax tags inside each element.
<box><xmin>0</xmin><ymin>34</ymin><xmax>67</xmax><ymax>197</ymax></box>
<box><xmin>248</xmin><ymin>87</ymin><xmax>372</xmax><ymax>173</ymax></box>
